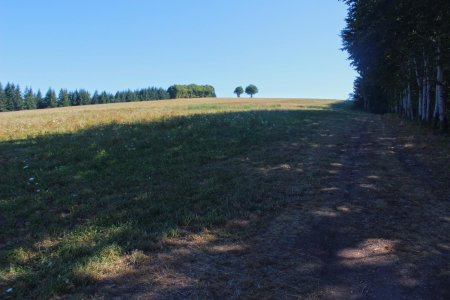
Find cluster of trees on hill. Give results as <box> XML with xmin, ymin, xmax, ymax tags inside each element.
<box><xmin>234</xmin><ymin>85</ymin><xmax>259</xmax><ymax>98</ymax></box>
<box><xmin>0</xmin><ymin>83</ymin><xmax>216</xmax><ymax>112</ymax></box>
<box><xmin>167</xmin><ymin>84</ymin><xmax>216</xmax><ymax>99</ymax></box>
<box><xmin>342</xmin><ymin>0</ymin><xmax>450</xmax><ymax>129</ymax></box>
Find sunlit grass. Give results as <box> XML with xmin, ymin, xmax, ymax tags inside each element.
<box><xmin>0</xmin><ymin>98</ymin><xmax>339</xmax><ymax>141</ymax></box>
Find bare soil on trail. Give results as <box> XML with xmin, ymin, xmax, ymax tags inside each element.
<box><xmin>94</xmin><ymin>114</ymin><xmax>450</xmax><ymax>300</ymax></box>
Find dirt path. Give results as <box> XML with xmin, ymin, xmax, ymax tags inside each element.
<box><xmin>95</xmin><ymin>114</ymin><xmax>450</xmax><ymax>300</ymax></box>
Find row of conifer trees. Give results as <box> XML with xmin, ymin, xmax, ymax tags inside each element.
<box><xmin>0</xmin><ymin>83</ymin><xmax>169</xmax><ymax>112</ymax></box>
<box><xmin>342</xmin><ymin>0</ymin><xmax>449</xmax><ymax>129</ymax></box>
<box><xmin>0</xmin><ymin>83</ymin><xmax>216</xmax><ymax>112</ymax></box>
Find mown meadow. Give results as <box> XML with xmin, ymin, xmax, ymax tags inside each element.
<box><xmin>0</xmin><ymin>98</ymin><xmax>351</xmax><ymax>298</ymax></box>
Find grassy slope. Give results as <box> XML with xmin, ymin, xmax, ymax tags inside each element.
<box><xmin>0</xmin><ymin>98</ymin><xmax>352</xmax><ymax>298</ymax></box>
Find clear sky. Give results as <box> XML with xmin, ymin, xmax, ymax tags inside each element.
<box><xmin>0</xmin><ymin>0</ymin><xmax>356</xmax><ymax>99</ymax></box>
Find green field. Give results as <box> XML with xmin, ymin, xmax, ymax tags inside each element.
<box><xmin>0</xmin><ymin>98</ymin><xmax>348</xmax><ymax>298</ymax></box>
<box><xmin>2</xmin><ymin>98</ymin><xmax>449</xmax><ymax>299</ymax></box>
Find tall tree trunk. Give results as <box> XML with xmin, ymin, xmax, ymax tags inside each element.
<box><xmin>425</xmin><ymin>78</ymin><xmax>431</xmax><ymax>123</ymax></box>
<box><xmin>414</xmin><ymin>59</ymin><xmax>423</xmax><ymax>120</ymax></box>
<box><xmin>433</xmin><ymin>93</ymin><xmax>439</xmax><ymax>128</ymax></box>
<box><xmin>436</xmin><ymin>63</ymin><xmax>447</xmax><ymax>128</ymax></box>
<box><xmin>401</xmin><ymin>91</ymin><xmax>405</xmax><ymax>117</ymax></box>
<box><xmin>406</xmin><ymin>84</ymin><xmax>412</xmax><ymax>119</ymax></box>
<box><xmin>423</xmin><ymin>57</ymin><xmax>430</xmax><ymax>123</ymax></box>
<box><xmin>436</xmin><ymin>47</ymin><xmax>447</xmax><ymax>129</ymax></box>
<box><xmin>403</xmin><ymin>90</ymin><xmax>407</xmax><ymax>117</ymax></box>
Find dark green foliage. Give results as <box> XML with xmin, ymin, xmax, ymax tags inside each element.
<box><xmin>58</xmin><ymin>89</ymin><xmax>70</xmax><ymax>107</ymax></box>
<box><xmin>0</xmin><ymin>82</ymin><xmax>198</xmax><ymax>112</ymax></box>
<box><xmin>99</xmin><ymin>91</ymin><xmax>113</xmax><ymax>104</ymax></box>
<box><xmin>14</xmin><ymin>85</ymin><xmax>24</xmax><ymax>110</ymax></box>
<box><xmin>4</xmin><ymin>83</ymin><xmax>23</xmax><ymax>111</ymax></box>
<box><xmin>24</xmin><ymin>88</ymin><xmax>37</xmax><ymax>110</ymax></box>
<box><xmin>35</xmin><ymin>90</ymin><xmax>44</xmax><ymax>109</ymax></box>
<box><xmin>69</xmin><ymin>90</ymin><xmax>80</xmax><ymax>106</ymax></box>
<box><xmin>79</xmin><ymin>89</ymin><xmax>91</xmax><ymax>105</ymax></box>
<box><xmin>167</xmin><ymin>84</ymin><xmax>216</xmax><ymax>99</ymax></box>
<box><xmin>234</xmin><ymin>86</ymin><xmax>244</xmax><ymax>98</ymax></box>
<box><xmin>91</xmin><ymin>91</ymin><xmax>100</xmax><ymax>104</ymax></box>
<box><xmin>4</xmin><ymin>83</ymin><xmax>13</xmax><ymax>110</ymax></box>
<box><xmin>342</xmin><ymin>0</ymin><xmax>450</xmax><ymax>127</ymax></box>
<box><xmin>43</xmin><ymin>88</ymin><xmax>58</xmax><ymax>108</ymax></box>
<box><xmin>0</xmin><ymin>83</ymin><xmax>6</xmax><ymax>112</ymax></box>
<box><xmin>245</xmin><ymin>85</ymin><xmax>258</xmax><ymax>98</ymax></box>
<box><xmin>113</xmin><ymin>87</ymin><xmax>169</xmax><ymax>102</ymax></box>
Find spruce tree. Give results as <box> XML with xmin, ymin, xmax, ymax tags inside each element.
<box><xmin>0</xmin><ymin>83</ymin><xmax>6</xmax><ymax>112</ymax></box>
<box><xmin>14</xmin><ymin>85</ymin><xmax>24</xmax><ymax>110</ymax></box>
<box><xmin>78</xmin><ymin>89</ymin><xmax>90</xmax><ymax>105</ymax></box>
<box><xmin>91</xmin><ymin>91</ymin><xmax>99</xmax><ymax>104</ymax></box>
<box><xmin>58</xmin><ymin>89</ymin><xmax>70</xmax><ymax>107</ymax></box>
<box><xmin>4</xmin><ymin>83</ymin><xmax>16</xmax><ymax>111</ymax></box>
<box><xmin>36</xmin><ymin>90</ymin><xmax>46</xmax><ymax>109</ymax></box>
<box><xmin>24</xmin><ymin>87</ymin><xmax>37</xmax><ymax>110</ymax></box>
<box><xmin>44</xmin><ymin>88</ymin><xmax>58</xmax><ymax>108</ymax></box>
<box><xmin>69</xmin><ymin>90</ymin><xmax>80</xmax><ymax>106</ymax></box>
<box><xmin>99</xmin><ymin>91</ymin><xmax>109</xmax><ymax>104</ymax></box>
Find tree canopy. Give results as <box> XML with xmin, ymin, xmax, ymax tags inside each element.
<box><xmin>234</xmin><ymin>86</ymin><xmax>244</xmax><ymax>98</ymax></box>
<box><xmin>342</xmin><ymin>0</ymin><xmax>450</xmax><ymax>128</ymax></box>
<box><xmin>167</xmin><ymin>84</ymin><xmax>216</xmax><ymax>99</ymax></box>
<box><xmin>0</xmin><ymin>83</ymin><xmax>216</xmax><ymax>112</ymax></box>
<box><xmin>245</xmin><ymin>85</ymin><xmax>258</xmax><ymax>98</ymax></box>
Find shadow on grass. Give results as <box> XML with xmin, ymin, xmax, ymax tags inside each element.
<box><xmin>0</xmin><ymin>105</ymin><xmax>448</xmax><ymax>299</ymax></box>
<box><xmin>0</xmin><ymin>107</ymin><xmax>351</xmax><ymax>297</ymax></box>
<box><xmin>88</xmin><ymin>113</ymin><xmax>450</xmax><ymax>299</ymax></box>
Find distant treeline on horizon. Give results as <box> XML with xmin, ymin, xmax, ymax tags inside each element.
<box><xmin>0</xmin><ymin>83</ymin><xmax>216</xmax><ymax>112</ymax></box>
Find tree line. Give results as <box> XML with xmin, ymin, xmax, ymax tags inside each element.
<box><xmin>167</xmin><ymin>84</ymin><xmax>216</xmax><ymax>99</ymax></box>
<box><xmin>342</xmin><ymin>0</ymin><xmax>449</xmax><ymax>129</ymax></box>
<box><xmin>0</xmin><ymin>83</ymin><xmax>216</xmax><ymax>112</ymax></box>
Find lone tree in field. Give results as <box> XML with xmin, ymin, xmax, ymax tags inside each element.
<box><xmin>245</xmin><ymin>85</ymin><xmax>258</xmax><ymax>98</ymax></box>
<box><xmin>234</xmin><ymin>86</ymin><xmax>244</xmax><ymax>98</ymax></box>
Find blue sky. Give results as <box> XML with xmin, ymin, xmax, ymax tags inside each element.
<box><xmin>0</xmin><ymin>0</ymin><xmax>356</xmax><ymax>99</ymax></box>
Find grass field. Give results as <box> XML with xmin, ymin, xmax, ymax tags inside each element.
<box><xmin>0</xmin><ymin>98</ymin><xmax>348</xmax><ymax>298</ymax></box>
<box><xmin>3</xmin><ymin>98</ymin><xmax>448</xmax><ymax>299</ymax></box>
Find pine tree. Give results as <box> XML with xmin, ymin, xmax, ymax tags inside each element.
<box><xmin>4</xmin><ymin>83</ymin><xmax>13</xmax><ymax>111</ymax></box>
<box><xmin>24</xmin><ymin>87</ymin><xmax>37</xmax><ymax>110</ymax></box>
<box><xmin>14</xmin><ymin>85</ymin><xmax>24</xmax><ymax>110</ymax></box>
<box><xmin>78</xmin><ymin>89</ymin><xmax>91</xmax><ymax>105</ymax></box>
<box><xmin>99</xmin><ymin>91</ymin><xmax>109</xmax><ymax>104</ymax></box>
<box><xmin>58</xmin><ymin>89</ymin><xmax>70</xmax><ymax>107</ymax></box>
<box><xmin>91</xmin><ymin>91</ymin><xmax>99</xmax><ymax>104</ymax></box>
<box><xmin>43</xmin><ymin>88</ymin><xmax>58</xmax><ymax>108</ymax></box>
<box><xmin>0</xmin><ymin>83</ymin><xmax>6</xmax><ymax>112</ymax></box>
<box><xmin>69</xmin><ymin>90</ymin><xmax>80</xmax><ymax>106</ymax></box>
<box><xmin>36</xmin><ymin>90</ymin><xmax>46</xmax><ymax>109</ymax></box>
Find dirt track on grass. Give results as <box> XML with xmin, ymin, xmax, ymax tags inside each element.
<box><xmin>94</xmin><ymin>114</ymin><xmax>450</xmax><ymax>300</ymax></box>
